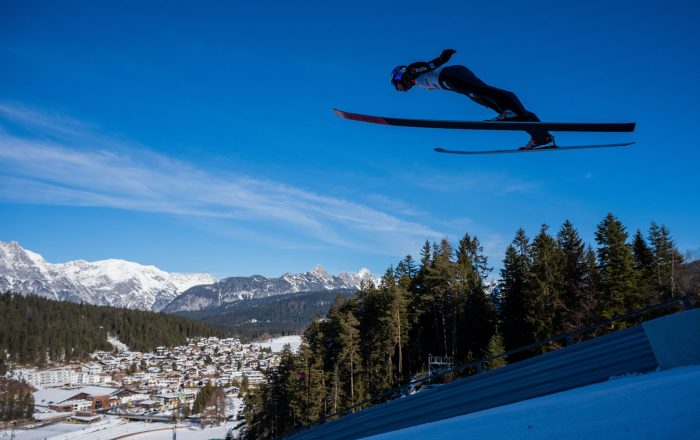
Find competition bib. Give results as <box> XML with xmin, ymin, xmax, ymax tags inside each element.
<box><xmin>414</xmin><ymin>66</ymin><xmax>445</xmax><ymax>91</ymax></box>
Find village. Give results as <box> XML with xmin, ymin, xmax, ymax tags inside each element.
<box><xmin>7</xmin><ymin>335</ymin><xmax>301</xmax><ymax>436</ymax></box>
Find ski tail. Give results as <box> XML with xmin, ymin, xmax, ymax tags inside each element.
<box><xmin>434</xmin><ymin>142</ymin><xmax>635</xmax><ymax>155</ymax></box>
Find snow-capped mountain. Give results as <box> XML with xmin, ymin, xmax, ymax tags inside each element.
<box><xmin>164</xmin><ymin>264</ymin><xmax>379</xmax><ymax>313</ymax></box>
<box><xmin>0</xmin><ymin>241</ymin><xmax>216</xmax><ymax>311</ymax></box>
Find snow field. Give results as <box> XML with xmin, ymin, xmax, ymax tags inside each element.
<box><xmin>363</xmin><ymin>364</ymin><xmax>700</xmax><ymax>439</ymax></box>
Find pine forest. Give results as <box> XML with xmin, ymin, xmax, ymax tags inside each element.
<box><xmin>242</xmin><ymin>214</ymin><xmax>694</xmax><ymax>439</ymax></box>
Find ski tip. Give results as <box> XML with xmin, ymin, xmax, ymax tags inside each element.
<box><xmin>434</xmin><ymin>147</ymin><xmax>447</xmax><ymax>153</ymax></box>
<box><xmin>333</xmin><ymin>109</ymin><xmax>389</xmax><ymax>125</ymax></box>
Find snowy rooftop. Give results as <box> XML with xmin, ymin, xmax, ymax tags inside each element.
<box><xmin>34</xmin><ymin>386</ymin><xmax>120</xmax><ymax>405</ymax></box>
<box><xmin>33</xmin><ymin>388</ymin><xmax>85</xmax><ymax>405</ymax></box>
<box><xmin>75</xmin><ymin>385</ymin><xmax>119</xmax><ymax>396</ymax></box>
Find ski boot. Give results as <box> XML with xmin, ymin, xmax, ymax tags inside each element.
<box><xmin>520</xmin><ymin>134</ymin><xmax>556</xmax><ymax>150</ymax></box>
<box><xmin>489</xmin><ymin>110</ymin><xmax>520</xmax><ymax>121</ymax></box>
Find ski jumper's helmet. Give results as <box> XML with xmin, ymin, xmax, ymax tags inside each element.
<box><xmin>390</xmin><ymin>65</ymin><xmax>413</xmax><ymax>92</ymax></box>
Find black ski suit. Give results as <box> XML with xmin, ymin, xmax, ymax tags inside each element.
<box><xmin>404</xmin><ymin>54</ymin><xmax>550</xmax><ymax>142</ymax></box>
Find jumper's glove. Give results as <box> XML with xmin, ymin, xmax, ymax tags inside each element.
<box><xmin>440</xmin><ymin>49</ymin><xmax>456</xmax><ymax>62</ymax></box>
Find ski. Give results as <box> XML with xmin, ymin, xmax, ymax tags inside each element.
<box><xmin>434</xmin><ymin>142</ymin><xmax>635</xmax><ymax>155</ymax></box>
<box><xmin>334</xmin><ymin>109</ymin><xmax>636</xmax><ymax>133</ymax></box>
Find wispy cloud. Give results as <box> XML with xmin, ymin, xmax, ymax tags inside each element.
<box><xmin>0</xmin><ymin>101</ymin><xmax>443</xmax><ymax>255</ymax></box>
<box><xmin>364</xmin><ymin>193</ymin><xmax>424</xmax><ymax>217</ymax></box>
<box><xmin>411</xmin><ymin>171</ymin><xmax>539</xmax><ymax>195</ymax></box>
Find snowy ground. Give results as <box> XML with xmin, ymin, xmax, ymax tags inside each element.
<box><xmin>1</xmin><ymin>398</ymin><xmax>244</xmax><ymax>440</ymax></box>
<box><xmin>254</xmin><ymin>335</ymin><xmax>302</xmax><ymax>353</ymax></box>
<box><xmin>364</xmin><ymin>364</ymin><xmax>700</xmax><ymax>439</ymax></box>
<box><xmin>1</xmin><ymin>418</ymin><xmax>236</xmax><ymax>440</ymax></box>
<box><xmin>0</xmin><ymin>417</ymin><xmax>181</xmax><ymax>440</ymax></box>
<box><xmin>107</xmin><ymin>335</ymin><xmax>130</xmax><ymax>352</ymax></box>
<box><xmin>128</xmin><ymin>424</ymin><xmax>234</xmax><ymax>439</ymax></box>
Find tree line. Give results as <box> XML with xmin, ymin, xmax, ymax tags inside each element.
<box><xmin>0</xmin><ymin>378</ymin><xmax>33</xmax><ymax>422</ymax></box>
<box><xmin>242</xmin><ymin>214</ymin><xmax>691</xmax><ymax>439</ymax></box>
<box><xmin>0</xmin><ymin>293</ymin><xmax>222</xmax><ymax>366</ymax></box>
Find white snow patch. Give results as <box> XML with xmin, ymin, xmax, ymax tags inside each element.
<box><xmin>255</xmin><ymin>335</ymin><xmax>302</xmax><ymax>353</ymax></box>
<box><xmin>106</xmin><ymin>334</ymin><xmax>129</xmax><ymax>352</ymax></box>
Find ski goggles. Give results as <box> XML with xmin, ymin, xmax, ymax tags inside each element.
<box><xmin>391</xmin><ymin>66</ymin><xmax>408</xmax><ymax>89</ymax></box>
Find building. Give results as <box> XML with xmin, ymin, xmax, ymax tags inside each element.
<box><xmin>68</xmin><ymin>386</ymin><xmax>119</xmax><ymax>410</ymax></box>
<box><xmin>33</xmin><ymin>387</ymin><xmax>117</xmax><ymax>412</ymax></box>
<box><xmin>14</xmin><ymin>367</ymin><xmax>73</xmax><ymax>388</ymax></box>
<box><xmin>154</xmin><ymin>392</ymin><xmax>181</xmax><ymax>410</ymax></box>
<box><xmin>241</xmin><ymin>368</ymin><xmax>265</xmax><ymax>386</ymax></box>
<box><xmin>68</xmin><ymin>411</ymin><xmax>101</xmax><ymax>424</ymax></box>
<box><xmin>82</xmin><ymin>364</ymin><xmax>104</xmax><ymax>375</ymax></box>
<box><xmin>112</xmin><ymin>388</ymin><xmax>150</xmax><ymax>406</ymax></box>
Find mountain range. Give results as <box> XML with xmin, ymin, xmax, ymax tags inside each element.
<box><xmin>163</xmin><ymin>264</ymin><xmax>377</xmax><ymax>313</ymax></box>
<box><xmin>0</xmin><ymin>241</ymin><xmax>378</xmax><ymax>312</ymax></box>
<box><xmin>0</xmin><ymin>241</ymin><xmax>216</xmax><ymax>311</ymax></box>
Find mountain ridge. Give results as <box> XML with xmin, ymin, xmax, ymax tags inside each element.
<box><xmin>0</xmin><ymin>241</ymin><xmax>216</xmax><ymax>311</ymax></box>
<box><xmin>163</xmin><ymin>263</ymin><xmax>379</xmax><ymax>313</ymax></box>
<box><xmin>0</xmin><ymin>241</ymin><xmax>379</xmax><ymax>313</ymax></box>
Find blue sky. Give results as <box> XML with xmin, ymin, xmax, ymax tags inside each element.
<box><xmin>1</xmin><ymin>0</ymin><xmax>698</xmax><ymax>278</ymax></box>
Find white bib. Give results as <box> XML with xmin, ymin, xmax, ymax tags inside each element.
<box><xmin>414</xmin><ymin>66</ymin><xmax>445</xmax><ymax>91</ymax></box>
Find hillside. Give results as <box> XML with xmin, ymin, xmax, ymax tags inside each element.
<box><xmin>0</xmin><ymin>292</ymin><xmax>221</xmax><ymax>367</ymax></box>
<box><xmin>175</xmin><ymin>289</ymin><xmax>356</xmax><ymax>340</ymax></box>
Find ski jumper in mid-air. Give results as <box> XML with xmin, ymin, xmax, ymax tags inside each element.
<box><xmin>390</xmin><ymin>49</ymin><xmax>554</xmax><ymax>150</ymax></box>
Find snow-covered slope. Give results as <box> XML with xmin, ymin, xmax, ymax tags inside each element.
<box><xmin>164</xmin><ymin>264</ymin><xmax>379</xmax><ymax>313</ymax></box>
<box><xmin>364</xmin><ymin>365</ymin><xmax>700</xmax><ymax>439</ymax></box>
<box><xmin>0</xmin><ymin>241</ymin><xmax>215</xmax><ymax>311</ymax></box>
<box><xmin>253</xmin><ymin>335</ymin><xmax>303</xmax><ymax>353</ymax></box>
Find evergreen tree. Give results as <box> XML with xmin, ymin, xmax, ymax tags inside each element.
<box><xmin>526</xmin><ymin>225</ymin><xmax>564</xmax><ymax>344</ymax></box>
<box><xmin>267</xmin><ymin>346</ymin><xmax>301</xmax><ymax>433</ymax></box>
<box><xmin>0</xmin><ymin>352</ymin><xmax>6</xmax><ymax>376</ymax></box>
<box><xmin>632</xmin><ymin>229</ymin><xmax>656</xmax><ymax>304</ymax></box>
<box><xmin>387</xmin><ymin>267</ymin><xmax>411</xmax><ymax>381</ymax></box>
<box><xmin>500</xmin><ymin>229</ymin><xmax>533</xmax><ymax>358</ymax></box>
<box><xmin>455</xmin><ymin>233</ymin><xmax>496</xmax><ymax>361</ymax></box>
<box><xmin>395</xmin><ymin>255</ymin><xmax>418</xmax><ymax>281</ymax></box>
<box><xmin>648</xmin><ymin>222</ymin><xmax>684</xmax><ymax>299</ymax></box>
<box><xmin>242</xmin><ymin>380</ymin><xmax>270</xmax><ymax>439</ymax></box>
<box><xmin>394</xmin><ymin>255</ymin><xmax>416</xmax><ymax>376</ymax></box>
<box><xmin>407</xmin><ymin>241</ymin><xmax>434</xmax><ymax>375</ymax></box>
<box><xmin>426</xmin><ymin>238</ymin><xmax>456</xmax><ymax>358</ymax></box>
<box><xmin>595</xmin><ymin>213</ymin><xmax>641</xmax><ymax>319</ymax></box>
<box><xmin>0</xmin><ymin>379</ymin><xmax>33</xmax><ymax>421</ymax></box>
<box><xmin>192</xmin><ymin>382</ymin><xmax>214</xmax><ymax>415</ymax></box>
<box><xmin>240</xmin><ymin>375</ymin><xmax>250</xmax><ymax>396</ymax></box>
<box><xmin>325</xmin><ymin>296</ymin><xmax>362</xmax><ymax>409</ymax></box>
<box><xmin>556</xmin><ymin>220</ymin><xmax>590</xmax><ymax>332</ymax></box>
<box><xmin>483</xmin><ymin>332</ymin><xmax>507</xmax><ymax>371</ymax></box>
<box><xmin>358</xmin><ymin>279</ymin><xmax>394</xmax><ymax>401</ymax></box>
<box><xmin>575</xmin><ymin>246</ymin><xmax>601</xmax><ymax>332</ymax></box>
